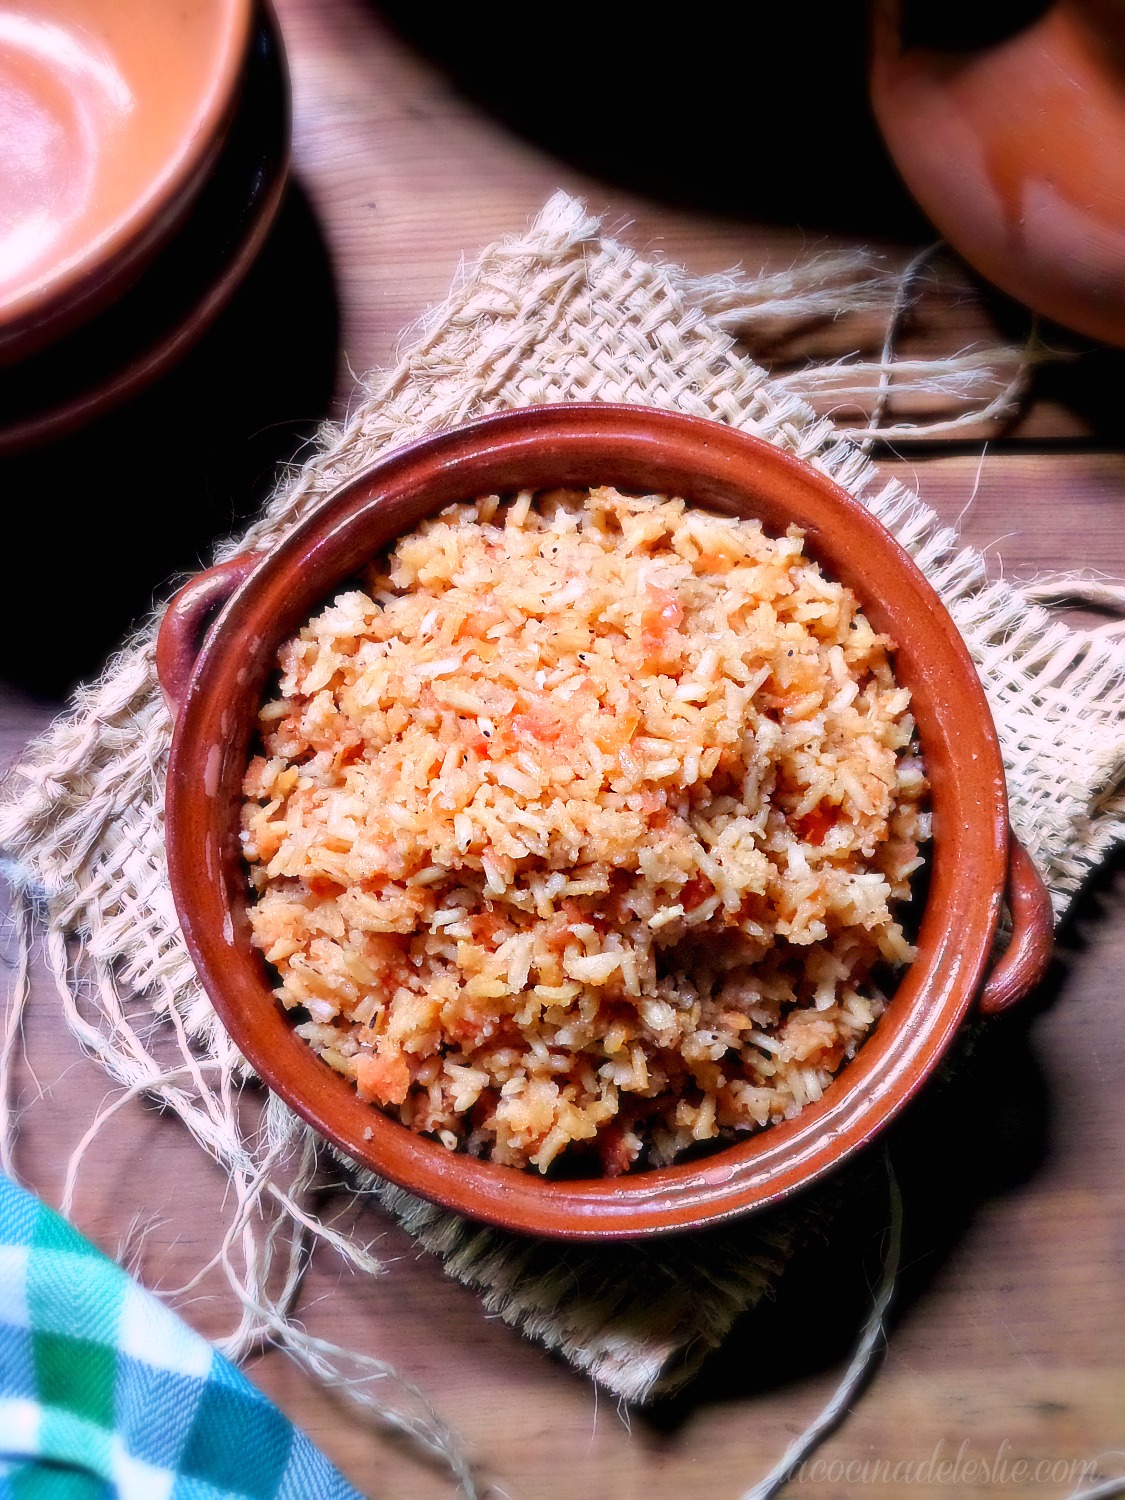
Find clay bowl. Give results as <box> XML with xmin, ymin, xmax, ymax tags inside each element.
<box><xmin>158</xmin><ymin>404</ymin><xmax>1054</xmax><ymax>1240</ymax></box>
<box><xmin>869</xmin><ymin>0</ymin><xmax>1125</xmax><ymax>346</ymax></box>
<box><xmin>0</xmin><ymin>0</ymin><xmax>254</xmax><ymax>363</ymax></box>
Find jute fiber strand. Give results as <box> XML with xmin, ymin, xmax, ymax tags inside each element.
<box><xmin>2</xmin><ymin>194</ymin><xmax>1124</xmax><ymax>1456</ymax></box>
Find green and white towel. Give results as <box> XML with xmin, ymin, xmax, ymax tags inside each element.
<box><xmin>0</xmin><ymin>1174</ymin><xmax>361</xmax><ymax>1500</ymax></box>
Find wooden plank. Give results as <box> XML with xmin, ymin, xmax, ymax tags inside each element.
<box><xmin>2</xmin><ymin>0</ymin><xmax>1123</xmax><ymax>1491</ymax></box>
<box><xmin>3</xmin><ymin>453</ymin><xmax>1122</xmax><ymax>1498</ymax></box>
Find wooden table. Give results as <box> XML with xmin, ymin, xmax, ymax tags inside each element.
<box><xmin>3</xmin><ymin>4</ymin><xmax>1124</xmax><ymax>1497</ymax></box>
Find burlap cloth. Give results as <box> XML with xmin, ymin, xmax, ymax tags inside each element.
<box><xmin>3</xmin><ymin>195</ymin><xmax>1124</xmax><ymax>1420</ymax></box>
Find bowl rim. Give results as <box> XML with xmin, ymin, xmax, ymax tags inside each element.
<box><xmin>164</xmin><ymin>403</ymin><xmax>1010</xmax><ymax>1239</ymax></box>
<box><xmin>0</xmin><ymin>0</ymin><xmax>255</xmax><ymax>357</ymax></box>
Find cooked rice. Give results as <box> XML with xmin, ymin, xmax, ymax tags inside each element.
<box><xmin>240</xmin><ymin>486</ymin><xmax>929</xmax><ymax>1175</ymax></box>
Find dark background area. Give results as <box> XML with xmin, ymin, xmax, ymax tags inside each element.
<box><xmin>375</xmin><ymin>4</ymin><xmax>931</xmax><ymax>240</ymax></box>
<box><xmin>0</xmin><ymin>184</ymin><xmax>339</xmax><ymax>697</ymax></box>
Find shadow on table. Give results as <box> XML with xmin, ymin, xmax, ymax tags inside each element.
<box><xmin>372</xmin><ymin>4</ymin><xmax>931</xmax><ymax>241</ymax></box>
<box><xmin>0</xmin><ymin>182</ymin><xmax>339</xmax><ymax>700</ymax></box>
<box><xmin>920</xmin><ymin>284</ymin><xmax>1125</xmax><ymax>451</ymax></box>
<box><xmin>1027</xmin><ymin>337</ymin><xmax>1125</xmax><ymax>447</ymax></box>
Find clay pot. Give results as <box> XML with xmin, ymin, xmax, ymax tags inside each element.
<box><xmin>157</xmin><ymin>405</ymin><xmax>1053</xmax><ymax>1239</ymax></box>
<box><xmin>869</xmin><ymin>0</ymin><xmax>1125</xmax><ymax>346</ymax></box>
<box><xmin>0</xmin><ymin>0</ymin><xmax>254</xmax><ymax>363</ymax></box>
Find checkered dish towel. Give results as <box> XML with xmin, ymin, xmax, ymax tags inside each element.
<box><xmin>0</xmin><ymin>1175</ymin><xmax>359</xmax><ymax>1500</ymax></box>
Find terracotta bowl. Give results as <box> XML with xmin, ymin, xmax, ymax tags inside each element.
<box><xmin>0</xmin><ymin>0</ymin><xmax>254</xmax><ymax>363</ymax></box>
<box><xmin>158</xmin><ymin>405</ymin><xmax>1054</xmax><ymax>1240</ymax></box>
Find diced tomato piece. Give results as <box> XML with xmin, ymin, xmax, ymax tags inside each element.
<box><xmin>467</xmin><ymin>910</ymin><xmax>508</xmax><ymax>945</ymax></box>
<box><xmin>597</xmin><ymin>1121</ymin><xmax>640</xmax><ymax>1177</ymax></box>
<box><xmin>794</xmin><ymin>805</ymin><xmax>838</xmax><ymax>845</ymax></box>
<box><xmin>680</xmin><ymin>874</ymin><xmax>714</xmax><ymax>911</ymax></box>
<box><xmin>511</xmin><ymin>710</ymin><xmax>563</xmax><ymax>743</ymax></box>
<box><xmin>646</xmin><ymin>585</ymin><xmax>683</xmax><ymax>629</ymax></box>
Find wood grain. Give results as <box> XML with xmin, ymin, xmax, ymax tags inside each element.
<box><xmin>2</xmin><ymin>2</ymin><xmax>1124</xmax><ymax>1496</ymax></box>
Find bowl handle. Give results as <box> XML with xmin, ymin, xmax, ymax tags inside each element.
<box><xmin>156</xmin><ymin>553</ymin><xmax>261</xmax><ymax>717</ymax></box>
<box><xmin>977</xmin><ymin>833</ymin><xmax>1055</xmax><ymax>1016</ymax></box>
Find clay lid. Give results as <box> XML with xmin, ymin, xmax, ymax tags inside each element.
<box><xmin>0</xmin><ymin>0</ymin><xmax>253</xmax><ymax>361</ymax></box>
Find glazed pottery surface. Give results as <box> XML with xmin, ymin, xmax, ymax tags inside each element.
<box><xmin>870</xmin><ymin>0</ymin><xmax>1125</xmax><ymax>346</ymax></box>
<box><xmin>0</xmin><ymin>0</ymin><xmax>253</xmax><ymax>361</ymax></box>
<box><xmin>0</xmin><ymin>4</ymin><xmax>289</xmax><ymax>453</ymax></box>
<box><xmin>159</xmin><ymin>405</ymin><xmax>1053</xmax><ymax>1239</ymax></box>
